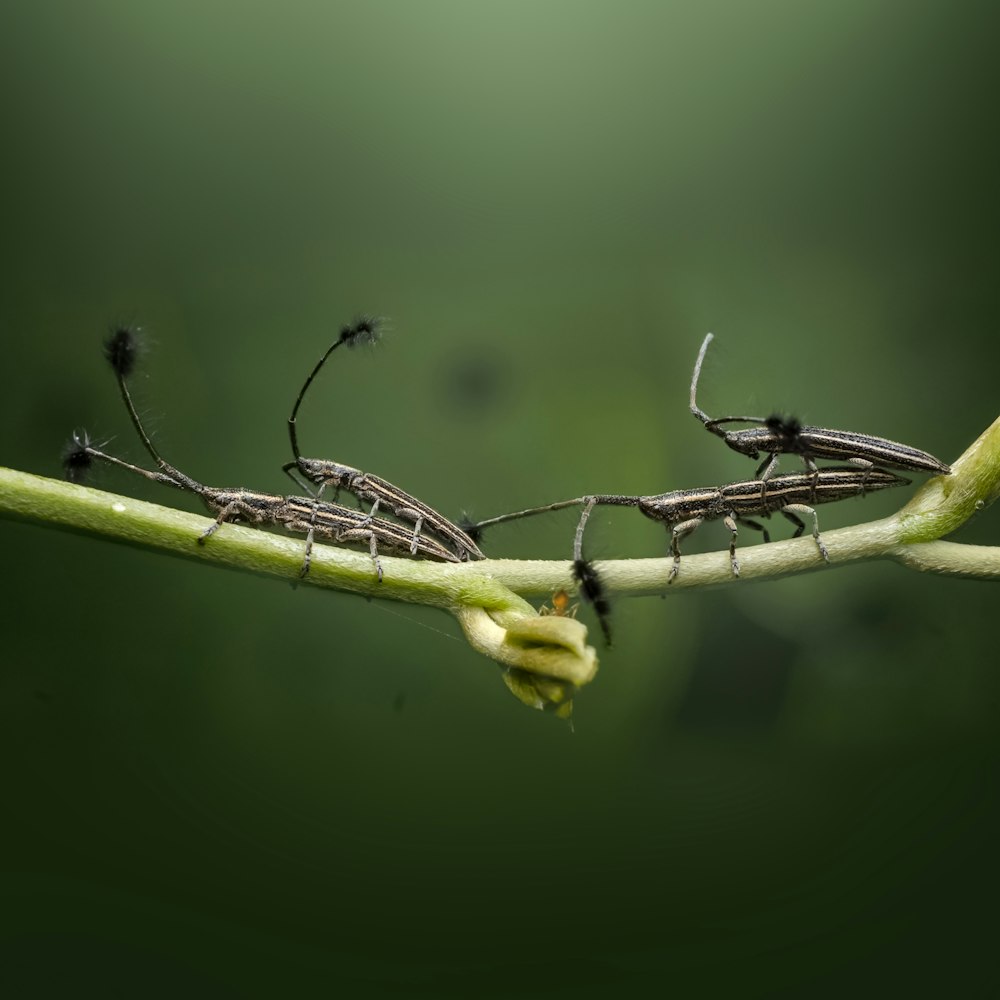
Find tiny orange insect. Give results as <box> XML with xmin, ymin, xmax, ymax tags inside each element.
<box><xmin>539</xmin><ymin>588</ymin><xmax>579</xmax><ymax>618</ymax></box>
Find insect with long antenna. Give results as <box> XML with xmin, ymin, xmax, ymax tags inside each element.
<box><xmin>468</xmin><ymin>466</ymin><xmax>911</xmax><ymax>640</ymax></box>
<box><xmin>690</xmin><ymin>333</ymin><xmax>951</xmax><ymax>484</ymax></box>
<box><xmin>285</xmin><ymin>317</ymin><xmax>484</xmax><ymax>562</ymax></box>
<box><xmin>65</xmin><ymin>432</ymin><xmax>461</xmax><ymax>579</ymax></box>
<box><xmin>73</xmin><ymin>328</ymin><xmax>463</xmax><ymax>579</ymax></box>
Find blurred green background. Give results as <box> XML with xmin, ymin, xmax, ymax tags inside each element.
<box><xmin>2</xmin><ymin>0</ymin><xmax>998</xmax><ymax>994</ymax></box>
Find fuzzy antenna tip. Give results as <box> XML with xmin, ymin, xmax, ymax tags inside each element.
<box><xmin>103</xmin><ymin>325</ymin><xmax>141</xmax><ymax>379</ymax></box>
<box><xmin>339</xmin><ymin>315</ymin><xmax>383</xmax><ymax>348</ymax></box>
<box><xmin>62</xmin><ymin>431</ymin><xmax>95</xmax><ymax>483</ymax></box>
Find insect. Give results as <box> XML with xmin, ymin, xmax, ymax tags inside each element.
<box><xmin>73</xmin><ymin>328</ymin><xmax>462</xmax><ymax>580</ymax></box>
<box><xmin>66</xmin><ymin>432</ymin><xmax>461</xmax><ymax>580</ymax></box>
<box><xmin>467</xmin><ymin>467</ymin><xmax>911</xmax><ymax>639</ymax></box>
<box><xmin>576</xmin><ymin>466</ymin><xmax>910</xmax><ymax>582</ymax></box>
<box><xmin>690</xmin><ymin>333</ymin><xmax>951</xmax><ymax>483</ymax></box>
<box><xmin>539</xmin><ymin>589</ymin><xmax>579</xmax><ymax>619</ymax></box>
<box><xmin>285</xmin><ymin>317</ymin><xmax>485</xmax><ymax>562</ymax></box>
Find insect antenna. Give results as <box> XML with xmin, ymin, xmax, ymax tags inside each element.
<box><xmin>62</xmin><ymin>429</ymin><xmax>189</xmax><ymax>492</ymax></box>
<box><xmin>569</xmin><ymin>497</ymin><xmax>613</xmax><ymax>645</ymax></box>
<box><xmin>62</xmin><ymin>430</ymin><xmax>99</xmax><ymax>483</ymax></box>
<box><xmin>572</xmin><ymin>558</ymin><xmax>612</xmax><ymax>647</ymax></box>
<box><xmin>689</xmin><ymin>331</ymin><xmax>716</xmax><ymax>426</ymax></box>
<box><xmin>102</xmin><ymin>325</ymin><xmax>205</xmax><ymax>494</ymax></box>
<box><xmin>103</xmin><ymin>326</ymin><xmax>160</xmax><ymax>463</ymax></box>
<box><xmin>462</xmin><ymin>497</ymin><xmax>586</xmax><ymax>535</ymax></box>
<box><xmin>288</xmin><ymin>315</ymin><xmax>384</xmax><ymax>462</ymax></box>
<box><xmin>690</xmin><ymin>333</ymin><xmax>772</xmax><ymax>433</ymax></box>
<box><xmin>457</xmin><ymin>514</ymin><xmax>484</xmax><ymax>546</ymax></box>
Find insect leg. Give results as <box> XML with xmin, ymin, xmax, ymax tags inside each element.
<box><xmin>754</xmin><ymin>452</ymin><xmax>780</xmax><ymax>500</ymax></box>
<box><xmin>388</xmin><ymin>505</ymin><xmax>424</xmax><ymax>555</ymax></box>
<box><xmin>803</xmin><ymin>455</ymin><xmax>821</xmax><ymax>502</ymax></box>
<box><xmin>301</xmin><ymin>480</ymin><xmax>333</xmax><ymax>577</ymax></box>
<box><xmin>358</xmin><ymin>494</ymin><xmax>381</xmax><ymax>523</ymax></box>
<box><xmin>781</xmin><ymin>503</ymin><xmax>829</xmax><ymax>562</ymax></box>
<box><xmin>737</xmin><ymin>517</ymin><xmax>770</xmax><ymax>543</ymax></box>
<box><xmin>408</xmin><ymin>514</ymin><xmax>424</xmax><ymax>555</ymax></box>
<box><xmin>754</xmin><ymin>452</ymin><xmax>780</xmax><ymax>482</ymax></box>
<box><xmin>282</xmin><ymin>461</ymin><xmax>317</xmax><ymax>495</ymax></box>
<box><xmin>668</xmin><ymin>517</ymin><xmax>703</xmax><ymax>583</ymax></box>
<box><xmin>198</xmin><ymin>503</ymin><xmax>241</xmax><ymax>544</ymax></box>
<box><xmin>723</xmin><ymin>513</ymin><xmax>740</xmax><ymax>576</ymax></box>
<box><xmin>336</xmin><ymin>524</ymin><xmax>385</xmax><ymax>581</ymax></box>
<box><xmin>779</xmin><ymin>507</ymin><xmax>805</xmax><ymax>537</ymax></box>
<box><xmin>368</xmin><ymin>533</ymin><xmax>385</xmax><ymax>583</ymax></box>
<box><xmin>299</xmin><ymin>523</ymin><xmax>316</xmax><ymax>578</ymax></box>
<box><xmin>845</xmin><ymin>456</ymin><xmax>875</xmax><ymax>493</ymax></box>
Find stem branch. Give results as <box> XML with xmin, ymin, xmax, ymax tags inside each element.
<box><xmin>3</xmin><ymin>415</ymin><xmax>997</xmax><ymax>713</ymax></box>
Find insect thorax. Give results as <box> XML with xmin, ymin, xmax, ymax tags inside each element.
<box><xmin>724</xmin><ymin>426</ymin><xmax>771</xmax><ymax>458</ymax></box>
<box><xmin>298</xmin><ymin>458</ymin><xmax>362</xmax><ymax>488</ymax></box>
<box><xmin>204</xmin><ymin>489</ymin><xmax>285</xmax><ymax>521</ymax></box>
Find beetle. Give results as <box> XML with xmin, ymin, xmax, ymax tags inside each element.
<box><xmin>689</xmin><ymin>333</ymin><xmax>951</xmax><ymax>483</ymax></box>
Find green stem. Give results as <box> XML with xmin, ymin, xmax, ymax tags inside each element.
<box><xmin>2</xmin><ymin>416</ymin><xmax>998</xmax><ymax>712</ymax></box>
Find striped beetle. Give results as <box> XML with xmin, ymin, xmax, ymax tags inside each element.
<box><xmin>690</xmin><ymin>333</ymin><xmax>951</xmax><ymax>482</ymax></box>
<box><xmin>284</xmin><ymin>318</ymin><xmax>484</xmax><ymax>562</ymax></box>
<box><xmin>77</xmin><ymin>328</ymin><xmax>463</xmax><ymax>580</ymax></box>
<box><xmin>467</xmin><ymin>466</ymin><xmax>910</xmax><ymax>641</ymax></box>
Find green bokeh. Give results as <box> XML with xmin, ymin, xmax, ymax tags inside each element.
<box><xmin>2</xmin><ymin>1</ymin><xmax>999</xmax><ymax>994</ymax></box>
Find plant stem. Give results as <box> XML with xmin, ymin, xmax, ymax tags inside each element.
<box><xmin>2</xmin><ymin>415</ymin><xmax>998</xmax><ymax>712</ymax></box>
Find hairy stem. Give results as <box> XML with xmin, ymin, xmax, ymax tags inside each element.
<box><xmin>2</xmin><ymin>416</ymin><xmax>998</xmax><ymax>711</ymax></box>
